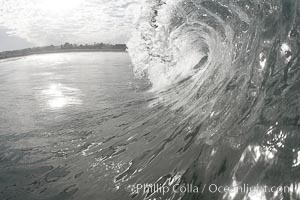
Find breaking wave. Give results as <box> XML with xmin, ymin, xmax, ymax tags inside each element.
<box><xmin>112</xmin><ymin>0</ymin><xmax>300</xmax><ymax>199</ymax></box>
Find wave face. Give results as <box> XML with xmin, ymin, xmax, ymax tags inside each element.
<box><xmin>124</xmin><ymin>0</ymin><xmax>300</xmax><ymax>199</ymax></box>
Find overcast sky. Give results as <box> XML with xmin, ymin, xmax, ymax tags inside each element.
<box><xmin>0</xmin><ymin>0</ymin><xmax>140</xmax><ymax>51</ymax></box>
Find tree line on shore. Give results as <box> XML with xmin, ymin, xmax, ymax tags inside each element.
<box><xmin>0</xmin><ymin>42</ymin><xmax>127</xmax><ymax>59</ymax></box>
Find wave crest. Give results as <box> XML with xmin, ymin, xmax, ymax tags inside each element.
<box><xmin>127</xmin><ymin>0</ymin><xmax>300</xmax><ymax>145</ymax></box>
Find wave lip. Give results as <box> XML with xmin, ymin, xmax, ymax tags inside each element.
<box><xmin>128</xmin><ymin>0</ymin><xmax>234</xmax><ymax>92</ymax></box>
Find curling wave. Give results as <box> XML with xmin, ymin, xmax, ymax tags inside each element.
<box><xmin>109</xmin><ymin>0</ymin><xmax>300</xmax><ymax>199</ymax></box>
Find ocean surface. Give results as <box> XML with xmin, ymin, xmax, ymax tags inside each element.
<box><xmin>1</xmin><ymin>0</ymin><xmax>300</xmax><ymax>200</ymax></box>
<box><xmin>0</xmin><ymin>52</ymin><xmax>153</xmax><ymax>200</ymax></box>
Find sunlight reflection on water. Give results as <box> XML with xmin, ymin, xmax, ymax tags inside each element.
<box><xmin>41</xmin><ymin>83</ymin><xmax>82</xmax><ymax>109</ymax></box>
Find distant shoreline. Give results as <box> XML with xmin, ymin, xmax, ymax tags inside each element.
<box><xmin>0</xmin><ymin>48</ymin><xmax>126</xmax><ymax>60</ymax></box>
<box><xmin>0</xmin><ymin>42</ymin><xmax>127</xmax><ymax>60</ymax></box>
